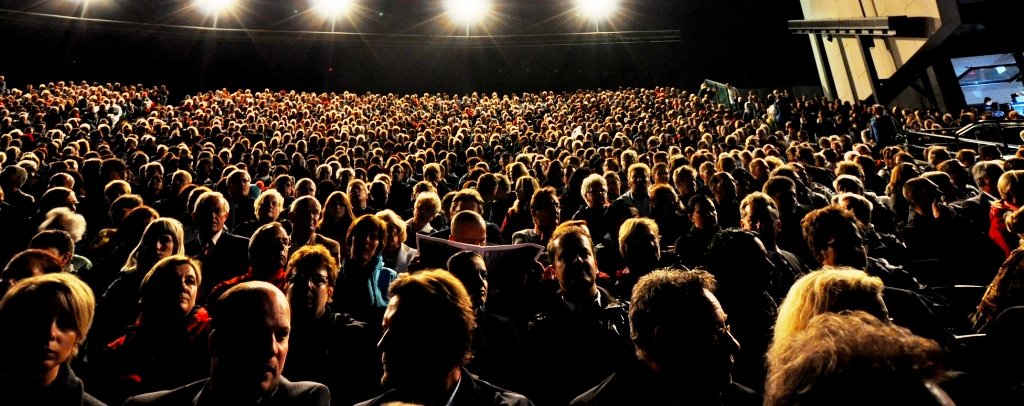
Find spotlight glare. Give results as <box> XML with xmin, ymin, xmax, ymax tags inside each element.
<box><xmin>445</xmin><ymin>0</ymin><xmax>491</xmax><ymax>24</ymax></box>
<box><xmin>195</xmin><ymin>0</ymin><xmax>236</xmax><ymax>14</ymax></box>
<box><xmin>312</xmin><ymin>0</ymin><xmax>353</xmax><ymax>17</ymax></box>
<box><xmin>577</xmin><ymin>0</ymin><xmax>618</xmax><ymax>20</ymax></box>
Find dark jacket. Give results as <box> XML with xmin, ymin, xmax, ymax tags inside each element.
<box><xmin>355</xmin><ymin>368</ymin><xmax>533</xmax><ymax>406</ymax></box>
<box><xmin>121</xmin><ymin>377</ymin><xmax>329</xmax><ymax>406</ymax></box>
<box><xmin>466</xmin><ymin>309</ymin><xmax>523</xmax><ymax>392</ymax></box>
<box><xmin>284</xmin><ymin>308</ymin><xmax>382</xmax><ymax>406</ymax></box>
<box><xmin>572</xmin><ymin>205</ymin><xmax>607</xmax><ymax>241</ymax></box>
<box><xmin>570</xmin><ymin>361</ymin><xmax>762</xmax><ymax>406</ymax></box>
<box><xmin>184</xmin><ymin>232</ymin><xmax>250</xmax><ymax>305</ymax></box>
<box><xmin>0</xmin><ymin>364</ymin><xmax>105</xmax><ymax>406</ymax></box>
<box><xmin>525</xmin><ymin>287</ymin><xmax>635</xmax><ymax>406</ymax></box>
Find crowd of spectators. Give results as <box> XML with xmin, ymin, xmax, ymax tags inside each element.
<box><xmin>1</xmin><ymin>77</ymin><xmax>1023</xmax><ymax>406</ymax></box>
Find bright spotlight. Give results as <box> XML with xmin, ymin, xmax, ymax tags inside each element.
<box><xmin>312</xmin><ymin>0</ymin><xmax>354</xmax><ymax>17</ymax></box>
<box><xmin>577</xmin><ymin>0</ymin><xmax>619</xmax><ymax>20</ymax></box>
<box><xmin>445</xmin><ymin>0</ymin><xmax>491</xmax><ymax>24</ymax></box>
<box><xmin>195</xmin><ymin>0</ymin><xmax>236</xmax><ymax>14</ymax></box>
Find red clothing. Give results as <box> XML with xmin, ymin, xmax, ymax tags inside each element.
<box><xmin>989</xmin><ymin>201</ymin><xmax>1019</xmax><ymax>258</ymax></box>
<box><xmin>208</xmin><ymin>267</ymin><xmax>289</xmax><ymax>306</ymax></box>
<box><xmin>96</xmin><ymin>308</ymin><xmax>212</xmax><ymax>404</ymax></box>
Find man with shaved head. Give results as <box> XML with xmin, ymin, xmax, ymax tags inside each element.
<box><xmin>124</xmin><ymin>282</ymin><xmax>331</xmax><ymax>405</ymax></box>
<box><xmin>429</xmin><ymin>189</ymin><xmax>506</xmax><ymax>244</ymax></box>
<box><xmin>450</xmin><ymin>210</ymin><xmax>488</xmax><ymax>247</ymax></box>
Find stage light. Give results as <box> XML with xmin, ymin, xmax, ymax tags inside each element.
<box><xmin>312</xmin><ymin>0</ymin><xmax>354</xmax><ymax>17</ymax></box>
<box><xmin>445</xmin><ymin>0</ymin><xmax>491</xmax><ymax>25</ymax></box>
<box><xmin>577</xmin><ymin>0</ymin><xmax>619</xmax><ymax>20</ymax></box>
<box><xmin>195</xmin><ymin>0</ymin><xmax>236</xmax><ymax>14</ymax></box>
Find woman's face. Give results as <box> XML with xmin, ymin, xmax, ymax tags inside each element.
<box><xmin>350</xmin><ymin>231</ymin><xmax>380</xmax><ymax>265</ymax></box>
<box><xmin>10</xmin><ymin>302</ymin><xmax>79</xmax><ymax>376</ymax></box>
<box><xmin>691</xmin><ymin>202</ymin><xmax>718</xmax><ymax>230</ymax></box>
<box><xmin>154</xmin><ymin>233</ymin><xmax>176</xmax><ymax>259</ymax></box>
<box><xmin>654</xmin><ymin>168</ymin><xmax>671</xmax><ymax>185</ymax></box>
<box><xmin>328</xmin><ymin>199</ymin><xmax>348</xmax><ymax>220</ymax></box>
<box><xmin>171</xmin><ymin>264</ymin><xmax>199</xmax><ymax>317</ymax></box>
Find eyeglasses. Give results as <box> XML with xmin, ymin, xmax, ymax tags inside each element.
<box><xmin>288</xmin><ymin>273</ymin><xmax>329</xmax><ymax>287</ymax></box>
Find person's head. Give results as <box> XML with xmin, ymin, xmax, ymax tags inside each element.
<box><xmin>547</xmin><ymin>221</ymin><xmax>599</xmax><ymax>301</ymax></box>
<box><xmin>127</xmin><ymin>218</ymin><xmax>185</xmax><ymax>272</ymax></box>
<box><xmin>673</xmin><ymin>165</ymin><xmax>698</xmax><ymax>197</ymax></box>
<box><xmin>347</xmin><ymin>179</ymin><xmax>368</xmax><ymax>206</ymax></box>
<box><xmin>413</xmin><ymin>192</ymin><xmax>442</xmax><ymax>224</ymax></box>
<box><xmin>628</xmin><ymin>163</ymin><xmax>651</xmax><ymax>195</ymax></box>
<box><xmin>771</xmin><ymin>268</ymin><xmax>886</xmax><ymax>360</ymax></box>
<box><xmin>379</xmin><ymin>270</ymin><xmax>476</xmax><ymax>391</ymax></box>
<box><xmin>447</xmin><ymin>251</ymin><xmax>488</xmax><ymax>310</ymax></box>
<box><xmin>836</xmin><ymin>193</ymin><xmax>873</xmax><ymax>226</ymax></box>
<box><xmin>254</xmin><ymin>189</ymin><xmax>284</xmax><ymax>224</ymax></box>
<box><xmin>104</xmin><ymin>180</ymin><xmax>132</xmax><ymax>206</ymax></box>
<box><xmin>39</xmin><ymin>187</ymin><xmax>78</xmax><ymax>214</ymax></box>
<box><xmin>450</xmin><ymin>210</ymin><xmax>487</xmax><ymax>246</ymax></box>
<box><xmin>347</xmin><ymin>214</ymin><xmax>388</xmax><ymax>266</ymax></box>
<box><xmin>322</xmin><ymin>191</ymin><xmax>355</xmax><ymax>224</ymax></box>
<box><xmin>0</xmin><ymin>165</ymin><xmax>27</xmax><ymax>191</ymax></box>
<box><xmin>765</xmin><ymin>311</ymin><xmax>949</xmax><ymax>406</ymax></box>
<box><xmin>903</xmin><ymin>177</ymin><xmax>941</xmax><ymax>214</ymax></box>
<box><xmin>1</xmin><ymin>249</ymin><xmax>63</xmax><ymax>287</ymax></box>
<box><xmin>530</xmin><ymin>186</ymin><xmax>560</xmax><ymax>232</ymax></box>
<box><xmin>210</xmin><ymin>282</ymin><xmax>291</xmax><ymax>397</ymax></box>
<box><xmin>249</xmin><ymin>222</ymin><xmax>290</xmax><ymax>270</ymax></box>
<box><xmin>652</xmin><ymin>163</ymin><xmax>671</xmax><ymax>185</ymax></box>
<box><xmin>998</xmin><ymin>170</ymin><xmax>1024</xmax><ymax>206</ymax></box>
<box><xmin>687</xmin><ymin>194</ymin><xmax>718</xmax><ymax>230</ymax></box>
<box><xmin>630</xmin><ymin>269</ymin><xmax>739</xmax><ymax>389</ymax></box>
<box><xmin>376</xmin><ymin>210</ymin><xmax>408</xmax><ymax>255</ymax></box>
<box><xmin>705</xmin><ymin>229</ymin><xmax>775</xmax><ymax>295</ymax></box>
<box><xmin>295</xmin><ymin>178</ymin><xmax>316</xmax><ymax>198</ymax></box>
<box><xmin>581</xmin><ymin>173</ymin><xmax>608</xmax><ymax>209</ymax></box>
<box><xmin>619</xmin><ymin>218</ymin><xmax>661</xmax><ymax>272</ymax></box>
<box><xmin>764</xmin><ymin>175</ymin><xmax>798</xmax><ymax>214</ymax></box>
<box><xmin>288</xmin><ymin>196</ymin><xmax>321</xmax><ymax>235</ymax></box>
<box><xmin>226</xmin><ymin>169</ymin><xmax>252</xmax><ymax>201</ymax></box>
<box><xmin>802</xmin><ymin>206</ymin><xmax>867</xmax><ymax>270</ymax></box>
<box><xmin>973</xmin><ymin>161</ymin><xmax>1005</xmax><ymax>196</ymax></box>
<box><xmin>139</xmin><ymin>255</ymin><xmax>202</xmax><ymax>321</ymax></box>
<box><xmin>48</xmin><ymin>173</ymin><xmax>74</xmax><ymax>190</ymax></box>
<box><xmin>0</xmin><ymin>273</ymin><xmax>94</xmax><ymax>379</ymax></box>
<box><xmin>285</xmin><ymin>244</ymin><xmax>338</xmax><ymax>320</ymax></box>
<box><xmin>28</xmin><ymin>230</ymin><xmax>75</xmax><ymax>269</ymax></box>
<box><xmin>740</xmin><ymin>192</ymin><xmax>782</xmax><ymax>249</ymax></box>
<box><xmin>38</xmin><ymin>207</ymin><xmax>87</xmax><ymax>244</ymax></box>
<box><xmin>170</xmin><ymin>170</ymin><xmax>192</xmax><ymax>194</ymax></box>
<box><xmin>709</xmin><ymin>172</ymin><xmax>737</xmax><ymax>203</ymax></box>
<box><xmin>450</xmin><ymin>188</ymin><xmax>485</xmax><ymax>217</ymax></box>
<box><xmin>192</xmin><ymin>191</ymin><xmax>230</xmax><ymax>237</ymax></box>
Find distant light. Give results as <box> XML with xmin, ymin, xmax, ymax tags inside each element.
<box><xmin>445</xmin><ymin>0</ymin><xmax>491</xmax><ymax>24</ymax></box>
<box><xmin>311</xmin><ymin>0</ymin><xmax>353</xmax><ymax>17</ymax></box>
<box><xmin>195</xmin><ymin>0</ymin><xmax>236</xmax><ymax>14</ymax></box>
<box><xmin>577</xmin><ymin>0</ymin><xmax>619</xmax><ymax>20</ymax></box>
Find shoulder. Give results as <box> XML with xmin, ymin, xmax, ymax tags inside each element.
<box><xmin>469</xmin><ymin>376</ymin><xmax>535</xmax><ymax>406</ymax></box>
<box><xmin>275</xmin><ymin>378</ymin><xmax>331</xmax><ymax>405</ymax></box>
<box><xmin>722</xmin><ymin>382</ymin><xmax>764</xmax><ymax>406</ymax></box>
<box><xmin>83</xmin><ymin>392</ymin><xmax>106</xmax><ymax>406</ymax></box>
<box><xmin>222</xmin><ymin>232</ymin><xmax>249</xmax><ymax>246</ymax></box>
<box><xmin>569</xmin><ymin>372</ymin><xmax>616</xmax><ymax>406</ymax></box>
<box><xmin>122</xmin><ymin>379</ymin><xmax>207</xmax><ymax>406</ymax></box>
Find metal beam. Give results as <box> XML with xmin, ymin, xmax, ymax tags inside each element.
<box><xmin>788</xmin><ymin>16</ymin><xmax>932</xmax><ymax>37</ymax></box>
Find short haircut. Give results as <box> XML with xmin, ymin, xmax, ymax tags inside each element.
<box><xmin>801</xmin><ymin>206</ymin><xmax>858</xmax><ymax>251</ymax></box>
<box><xmin>836</xmin><ymin>193</ymin><xmax>873</xmax><ymax>224</ymax></box>
<box><xmin>740</xmin><ymin>191</ymin><xmax>780</xmax><ymax>221</ymax></box>
<box><xmin>618</xmin><ymin>218</ymin><xmax>659</xmax><ymax>257</ymax></box>
<box><xmin>580</xmin><ymin>173</ymin><xmax>607</xmax><ymax>196</ymax></box>
<box><xmin>249</xmin><ymin>222</ymin><xmax>286</xmax><ymax>257</ymax></box>
<box><xmin>765</xmin><ymin>311</ymin><xmax>944</xmax><ymax>406</ymax></box>
<box><xmin>0</xmin><ymin>273</ymin><xmax>95</xmax><ymax>358</ymax></box>
<box><xmin>446</xmin><ymin>250</ymin><xmax>484</xmax><ymax>275</ymax></box>
<box><xmin>376</xmin><ymin>209</ymin><xmax>408</xmax><ymax>244</ymax></box>
<box><xmin>29</xmin><ymin>230</ymin><xmax>75</xmax><ymax>256</ymax></box>
<box><xmin>546</xmin><ymin>220</ymin><xmax>593</xmax><ymax>264</ymax></box>
<box><xmin>255</xmin><ymin>189</ymin><xmax>284</xmax><ymax>213</ymax></box>
<box><xmin>972</xmin><ymin>161</ymin><xmax>1004</xmax><ymax>184</ymax></box>
<box><xmin>763</xmin><ymin>176</ymin><xmax>797</xmax><ymax>197</ymax></box>
<box><xmin>998</xmin><ymin>170</ymin><xmax>1024</xmax><ymax>201</ymax></box>
<box><xmin>414</xmin><ymin>192</ymin><xmax>442</xmax><ymax>218</ymax></box>
<box><xmin>288</xmin><ymin>244</ymin><xmax>339</xmax><ymax>287</ymax></box>
<box><xmin>140</xmin><ymin>255</ymin><xmax>203</xmax><ymax>310</ymax></box>
<box><xmin>347</xmin><ymin>214</ymin><xmax>388</xmax><ymax>256</ymax></box>
<box><xmin>451</xmin><ymin>189</ymin><xmax>485</xmax><ymax>213</ymax></box>
<box><xmin>630</xmin><ymin>269</ymin><xmax>717</xmax><ymax>359</ymax></box>
<box><xmin>38</xmin><ymin>208</ymin><xmax>87</xmax><ymax>243</ymax></box>
<box><xmin>834</xmin><ymin>174</ymin><xmax>865</xmax><ymax>194</ymax></box>
<box><xmin>194</xmin><ymin>191</ymin><xmax>228</xmax><ymax>214</ymax></box>
<box><xmin>902</xmin><ymin>177</ymin><xmax>938</xmax><ymax>208</ymax></box>
<box><xmin>2</xmin><ymin>249</ymin><xmax>63</xmax><ymax>283</ymax></box>
<box><xmin>530</xmin><ymin>186</ymin><xmax>559</xmax><ymax>210</ymax></box>
<box><xmin>388</xmin><ymin>269</ymin><xmax>476</xmax><ymax>369</ymax></box>
<box><xmin>290</xmin><ymin>195</ymin><xmax>320</xmax><ymax>214</ymax></box>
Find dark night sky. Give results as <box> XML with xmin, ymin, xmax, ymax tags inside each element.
<box><xmin>0</xmin><ymin>0</ymin><xmax>819</xmax><ymax>98</ymax></box>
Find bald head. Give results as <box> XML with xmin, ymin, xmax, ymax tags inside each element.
<box><xmin>450</xmin><ymin>210</ymin><xmax>487</xmax><ymax>246</ymax></box>
<box><xmin>210</xmin><ymin>281</ymin><xmax>291</xmax><ymax>396</ymax></box>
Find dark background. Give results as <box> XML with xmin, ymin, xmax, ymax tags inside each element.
<box><xmin>0</xmin><ymin>0</ymin><xmax>819</xmax><ymax>100</ymax></box>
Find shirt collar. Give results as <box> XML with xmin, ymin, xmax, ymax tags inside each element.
<box><xmin>201</xmin><ymin>230</ymin><xmax>223</xmax><ymax>246</ymax></box>
<box><xmin>444</xmin><ymin>376</ymin><xmax>463</xmax><ymax>406</ymax></box>
<box><xmin>563</xmin><ymin>289</ymin><xmax>603</xmax><ymax>314</ymax></box>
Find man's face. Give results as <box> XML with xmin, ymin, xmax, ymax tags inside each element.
<box><xmin>629</xmin><ymin>171</ymin><xmax>650</xmax><ymax>195</ymax></box>
<box><xmin>378</xmin><ymin>295</ymin><xmax>453</xmax><ymax>389</ymax></box>
<box><xmin>228</xmin><ymin>177</ymin><xmax>250</xmax><ymax>201</ymax></box>
<box><xmin>771</xmin><ymin>187</ymin><xmax>799</xmax><ymax>214</ymax></box>
<box><xmin>690</xmin><ymin>202</ymin><xmax>718</xmax><ymax>230</ymax></box>
<box><xmin>531</xmin><ymin>196</ymin><xmax>560</xmax><ymax>232</ymax></box>
<box><xmin>452</xmin><ymin>256</ymin><xmax>488</xmax><ymax>309</ymax></box>
<box><xmin>741</xmin><ymin>202</ymin><xmax>779</xmax><ymax>249</ymax></box>
<box><xmin>289</xmin><ymin>199</ymin><xmax>321</xmax><ymax>234</ymax></box>
<box><xmin>452</xmin><ymin>221</ymin><xmax>487</xmax><ymax>247</ymax></box>
<box><xmin>663</xmin><ymin>290</ymin><xmax>740</xmax><ymax>388</ymax></box>
<box><xmin>674</xmin><ymin>173</ymin><xmax>696</xmax><ymax>197</ymax></box>
<box><xmin>193</xmin><ymin>198</ymin><xmax>228</xmax><ymax>235</ymax></box>
<box><xmin>286</xmin><ymin>265</ymin><xmax>333</xmax><ymax>319</ymax></box>
<box><xmin>553</xmin><ymin>233</ymin><xmax>598</xmax><ymax>297</ymax></box>
<box><xmin>584</xmin><ymin>183</ymin><xmax>607</xmax><ymax>209</ymax></box>
<box><xmin>213</xmin><ymin>290</ymin><xmax>290</xmax><ymax>395</ymax></box>
<box><xmin>255</xmin><ymin>227</ymin><xmax>290</xmax><ymax>269</ymax></box>
<box><xmin>819</xmin><ymin>222</ymin><xmax>868</xmax><ymax>270</ymax></box>
<box><xmin>296</xmin><ymin>182</ymin><xmax>315</xmax><ymax>198</ymax></box>
<box><xmin>712</xmin><ymin>176</ymin><xmax>737</xmax><ymax>202</ymax></box>
<box><xmin>258</xmin><ymin>195</ymin><xmax>282</xmax><ymax>222</ymax></box>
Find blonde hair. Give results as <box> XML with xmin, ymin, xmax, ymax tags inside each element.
<box><xmin>618</xmin><ymin>217</ymin><xmax>659</xmax><ymax>257</ymax></box>
<box><xmin>0</xmin><ymin>273</ymin><xmax>95</xmax><ymax>358</ymax></box>
<box><xmin>769</xmin><ymin>268</ymin><xmax>884</xmax><ymax>368</ymax></box>
<box><xmin>998</xmin><ymin>170</ymin><xmax>1024</xmax><ymax>203</ymax></box>
<box><xmin>376</xmin><ymin>209</ymin><xmax>408</xmax><ymax>244</ymax></box>
<box><xmin>124</xmin><ymin>218</ymin><xmax>186</xmax><ymax>273</ymax></box>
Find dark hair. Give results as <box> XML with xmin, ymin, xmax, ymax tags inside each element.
<box><xmin>389</xmin><ymin>269</ymin><xmax>476</xmax><ymax>369</ymax></box>
<box><xmin>29</xmin><ymin>230</ymin><xmax>75</xmax><ymax>256</ymax></box>
<box><xmin>630</xmin><ymin>269</ymin><xmax>717</xmax><ymax>358</ymax></box>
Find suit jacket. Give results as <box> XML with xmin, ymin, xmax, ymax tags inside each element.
<box><xmin>185</xmin><ymin>232</ymin><xmax>251</xmax><ymax>305</ymax></box>
<box><xmin>356</xmin><ymin>368</ymin><xmax>533</xmax><ymax>406</ymax></box>
<box><xmin>957</xmin><ymin>192</ymin><xmax>997</xmax><ymax>235</ymax></box>
<box><xmin>122</xmin><ymin>377</ymin><xmax>329</xmax><ymax>406</ymax></box>
<box><xmin>290</xmin><ymin>233</ymin><xmax>342</xmax><ymax>267</ymax></box>
<box><xmin>570</xmin><ymin>361</ymin><xmax>762</xmax><ymax>406</ymax></box>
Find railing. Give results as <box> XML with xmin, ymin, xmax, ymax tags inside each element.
<box><xmin>907</xmin><ymin>119</ymin><xmax>1024</xmax><ymax>156</ymax></box>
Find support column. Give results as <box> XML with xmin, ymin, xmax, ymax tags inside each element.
<box><xmin>810</xmin><ymin>34</ymin><xmax>837</xmax><ymax>100</ymax></box>
<box><xmin>857</xmin><ymin>36</ymin><xmax>882</xmax><ymax>104</ymax></box>
<box><xmin>836</xmin><ymin>37</ymin><xmax>859</xmax><ymax>101</ymax></box>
